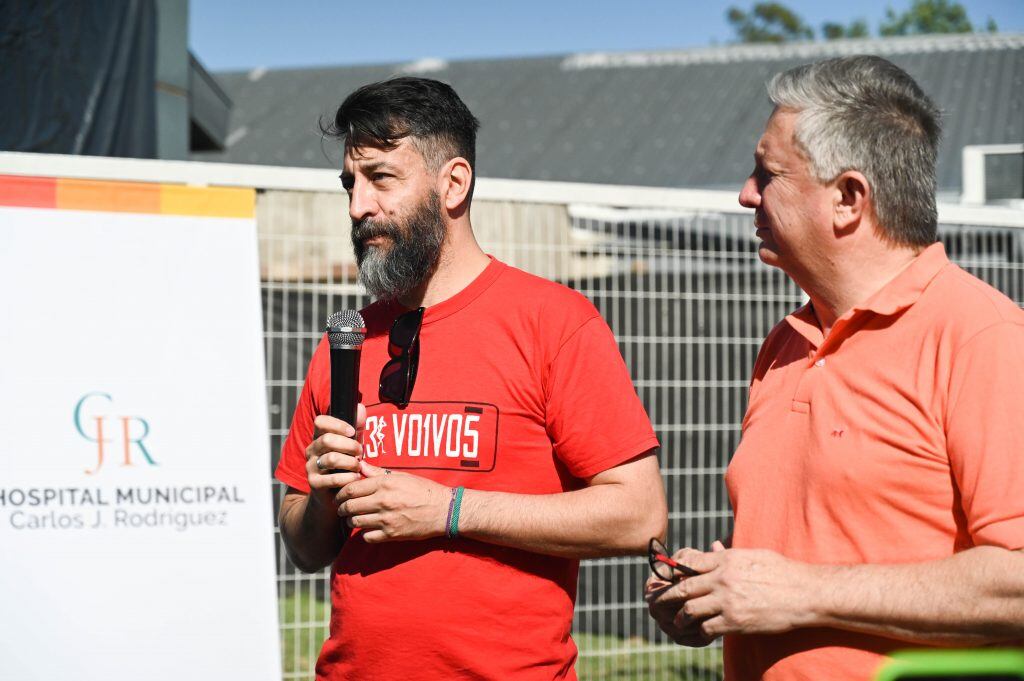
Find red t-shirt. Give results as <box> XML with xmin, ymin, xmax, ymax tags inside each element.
<box><xmin>275</xmin><ymin>257</ymin><xmax>659</xmax><ymax>680</ymax></box>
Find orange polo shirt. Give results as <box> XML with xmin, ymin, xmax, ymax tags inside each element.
<box><xmin>724</xmin><ymin>242</ymin><xmax>1024</xmax><ymax>681</ymax></box>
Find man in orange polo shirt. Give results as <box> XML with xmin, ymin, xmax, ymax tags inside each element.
<box><xmin>647</xmin><ymin>56</ymin><xmax>1024</xmax><ymax>680</ymax></box>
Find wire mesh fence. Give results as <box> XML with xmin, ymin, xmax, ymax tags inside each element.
<box><xmin>260</xmin><ymin>183</ymin><xmax>1024</xmax><ymax>680</ymax></box>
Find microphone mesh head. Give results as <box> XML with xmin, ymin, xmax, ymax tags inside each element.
<box><xmin>326</xmin><ymin>310</ymin><xmax>366</xmax><ymax>348</ymax></box>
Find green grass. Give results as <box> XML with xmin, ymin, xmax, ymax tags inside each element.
<box><xmin>277</xmin><ymin>592</ymin><xmax>723</xmax><ymax>681</ymax></box>
<box><xmin>278</xmin><ymin>589</ymin><xmax>329</xmax><ymax>678</ymax></box>
<box><xmin>576</xmin><ymin>634</ymin><xmax>723</xmax><ymax>681</ymax></box>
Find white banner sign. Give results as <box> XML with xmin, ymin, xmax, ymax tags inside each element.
<box><xmin>0</xmin><ymin>183</ymin><xmax>281</xmax><ymax>681</ymax></box>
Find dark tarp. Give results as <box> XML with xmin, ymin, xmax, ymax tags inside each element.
<box><xmin>0</xmin><ymin>0</ymin><xmax>157</xmax><ymax>157</ymax></box>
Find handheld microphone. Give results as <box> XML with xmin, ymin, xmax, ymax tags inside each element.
<box><xmin>326</xmin><ymin>310</ymin><xmax>366</xmax><ymax>429</ymax></box>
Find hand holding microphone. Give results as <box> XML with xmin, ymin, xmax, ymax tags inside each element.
<box><xmin>305</xmin><ymin>407</ymin><xmax>365</xmax><ymax>498</ymax></box>
<box><xmin>304</xmin><ymin>310</ymin><xmax>366</xmax><ymax>502</ymax></box>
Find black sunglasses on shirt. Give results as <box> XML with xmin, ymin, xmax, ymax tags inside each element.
<box><xmin>378</xmin><ymin>307</ymin><xmax>424</xmax><ymax>408</ymax></box>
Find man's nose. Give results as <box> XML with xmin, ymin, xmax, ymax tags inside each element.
<box><xmin>738</xmin><ymin>175</ymin><xmax>761</xmax><ymax>210</ymax></box>
<box><xmin>348</xmin><ymin>182</ymin><xmax>376</xmax><ymax>222</ymax></box>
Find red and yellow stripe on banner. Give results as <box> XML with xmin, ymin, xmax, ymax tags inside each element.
<box><xmin>0</xmin><ymin>175</ymin><xmax>255</xmax><ymax>218</ymax></box>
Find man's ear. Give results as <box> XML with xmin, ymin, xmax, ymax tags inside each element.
<box><xmin>834</xmin><ymin>170</ymin><xmax>870</xmax><ymax>235</ymax></box>
<box><xmin>440</xmin><ymin>157</ymin><xmax>473</xmax><ymax>213</ymax></box>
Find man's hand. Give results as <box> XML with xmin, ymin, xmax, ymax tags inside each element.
<box><xmin>645</xmin><ymin>539</ymin><xmax>726</xmax><ymax>646</ymax></box>
<box><xmin>336</xmin><ymin>460</ymin><xmax>450</xmax><ymax>543</ymax></box>
<box><xmin>279</xmin><ymin>406</ymin><xmax>366</xmax><ymax>573</ymax></box>
<box><xmin>646</xmin><ymin>574</ymin><xmax>717</xmax><ymax>647</ymax></box>
<box><xmin>649</xmin><ymin>543</ymin><xmax>1024</xmax><ymax>647</ymax></box>
<box><xmin>646</xmin><ymin>541</ymin><xmax>815</xmax><ymax>644</ymax></box>
<box><xmin>304</xmin><ymin>410</ymin><xmax>364</xmax><ymax>507</ymax></box>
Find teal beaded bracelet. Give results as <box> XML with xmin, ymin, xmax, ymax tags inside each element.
<box><xmin>446</xmin><ymin>486</ymin><xmax>465</xmax><ymax>539</ymax></box>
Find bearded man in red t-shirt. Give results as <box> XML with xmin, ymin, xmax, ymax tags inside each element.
<box><xmin>275</xmin><ymin>77</ymin><xmax>667</xmax><ymax>680</ymax></box>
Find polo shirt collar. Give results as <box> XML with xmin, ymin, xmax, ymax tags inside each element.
<box><xmin>848</xmin><ymin>241</ymin><xmax>950</xmax><ymax>317</ymax></box>
<box><xmin>784</xmin><ymin>304</ymin><xmax>822</xmax><ymax>348</ymax></box>
<box><xmin>784</xmin><ymin>242</ymin><xmax>950</xmax><ymax>349</ymax></box>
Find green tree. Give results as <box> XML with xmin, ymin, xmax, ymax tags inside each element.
<box><xmin>726</xmin><ymin>0</ymin><xmax>998</xmax><ymax>44</ymax></box>
<box><xmin>726</xmin><ymin>2</ymin><xmax>814</xmax><ymax>43</ymax></box>
<box><xmin>821</xmin><ymin>19</ymin><xmax>870</xmax><ymax>40</ymax></box>
<box><xmin>879</xmin><ymin>0</ymin><xmax>992</xmax><ymax>36</ymax></box>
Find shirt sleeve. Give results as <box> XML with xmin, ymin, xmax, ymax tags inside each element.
<box><xmin>273</xmin><ymin>340</ymin><xmax>328</xmax><ymax>494</ymax></box>
<box><xmin>946</xmin><ymin>321</ymin><xmax>1024</xmax><ymax>550</ymax></box>
<box><xmin>544</xmin><ymin>316</ymin><xmax>659</xmax><ymax>479</ymax></box>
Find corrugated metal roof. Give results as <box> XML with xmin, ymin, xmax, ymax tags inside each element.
<box><xmin>188</xmin><ymin>52</ymin><xmax>233</xmax><ymax>150</ymax></box>
<box><xmin>192</xmin><ymin>33</ymin><xmax>1024</xmax><ymax>194</ymax></box>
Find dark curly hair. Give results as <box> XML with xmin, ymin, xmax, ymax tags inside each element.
<box><xmin>321</xmin><ymin>76</ymin><xmax>481</xmax><ymax>199</ymax></box>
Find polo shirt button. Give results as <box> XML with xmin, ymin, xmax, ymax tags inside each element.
<box><xmin>814</xmin><ymin>358</ymin><xmax>826</xmax><ymax>367</ymax></box>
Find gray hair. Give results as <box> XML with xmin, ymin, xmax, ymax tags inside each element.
<box><xmin>766</xmin><ymin>56</ymin><xmax>941</xmax><ymax>247</ymax></box>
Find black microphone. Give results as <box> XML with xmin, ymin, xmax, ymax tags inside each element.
<box><xmin>326</xmin><ymin>310</ymin><xmax>366</xmax><ymax>429</ymax></box>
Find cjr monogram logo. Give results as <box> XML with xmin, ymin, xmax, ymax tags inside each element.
<box><xmin>74</xmin><ymin>392</ymin><xmax>157</xmax><ymax>475</ymax></box>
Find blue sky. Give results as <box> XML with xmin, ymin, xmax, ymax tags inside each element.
<box><xmin>190</xmin><ymin>0</ymin><xmax>1024</xmax><ymax>72</ymax></box>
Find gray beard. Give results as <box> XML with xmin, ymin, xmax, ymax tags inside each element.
<box><xmin>351</xmin><ymin>191</ymin><xmax>446</xmax><ymax>301</ymax></box>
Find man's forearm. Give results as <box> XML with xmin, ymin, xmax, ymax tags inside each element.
<box><xmin>279</xmin><ymin>490</ymin><xmax>346</xmax><ymax>573</ymax></box>
<box><xmin>807</xmin><ymin>545</ymin><xmax>1024</xmax><ymax>645</ymax></box>
<box><xmin>460</xmin><ymin>486</ymin><xmax>663</xmax><ymax>558</ymax></box>
<box><xmin>457</xmin><ymin>455</ymin><xmax>667</xmax><ymax>559</ymax></box>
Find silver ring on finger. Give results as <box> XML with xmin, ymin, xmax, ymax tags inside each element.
<box><xmin>316</xmin><ymin>456</ymin><xmax>326</xmax><ymax>471</ymax></box>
